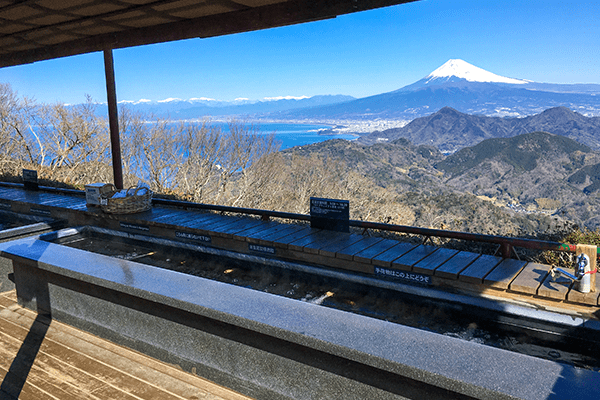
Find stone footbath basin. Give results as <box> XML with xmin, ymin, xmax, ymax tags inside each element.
<box><xmin>1</xmin><ymin>224</ymin><xmax>599</xmax><ymax>399</ymax></box>
<box><xmin>39</xmin><ymin>225</ymin><xmax>600</xmax><ymax>372</ymax></box>
<box><xmin>0</xmin><ymin>210</ymin><xmax>59</xmax><ymax>239</ymax></box>
<box><xmin>0</xmin><ymin>210</ymin><xmax>62</xmax><ymax>292</ymax></box>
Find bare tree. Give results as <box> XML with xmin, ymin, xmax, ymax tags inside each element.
<box><xmin>126</xmin><ymin>116</ymin><xmax>183</xmax><ymax>193</ymax></box>
<box><xmin>0</xmin><ymin>83</ymin><xmax>38</xmax><ymax>173</ymax></box>
<box><xmin>174</xmin><ymin>120</ymin><xmax>279</xmax><ymax>204</ymax></box>
<box><xmin>215</xmin><ymin>121</ymin><xmax>279</xmax><ymax>205</ymax></box>
<box><xmin>40</xmin><ymin>97</ymin><xmax>108</xmax><ymax>168</ymax></box>
<box><xmin>175</xmin><ymin>120</ymin><xmax>226</xmax><ymax>202</ymax></box>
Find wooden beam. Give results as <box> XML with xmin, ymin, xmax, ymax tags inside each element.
<box><xmin>103</xmin><ymin>48</ymin><xmax>123</xmax><ymax>190</ymax></box>
<box><xmin>0</xmin><ymin>0</ymin><xmax>419</xmax><ymax>68</ymax></box>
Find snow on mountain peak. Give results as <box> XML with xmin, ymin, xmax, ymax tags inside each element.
<box><xmin>263</xmin><ymin>95</ymin><xmax>310</xmax><ymax>101</ymax></box>
<box><xmin>426</xmin><ymin>59</ymin><xmax>527</xmax><ymax>85</ymax></box>
<box><xmin>189</xmin><ymin>97</ymin><xmax>217</xmax><ymax>102</ymax></box>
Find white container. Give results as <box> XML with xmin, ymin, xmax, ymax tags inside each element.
<box><xmin>85</xmin><ymin>183</ymin><xmax>110</xmax><ymax>206</ymax></box>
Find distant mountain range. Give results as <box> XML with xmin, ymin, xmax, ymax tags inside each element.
<box><xmin>280</xmin><ymin>59</ymin><xmax>600</xmax><ymax>120</ymax></box>
<box><xmin>100</xmin><ymin>95</ymin><xmax>355</xmax><ymax>119</ymax></box>
<box><xmin>358</xmin><ymin>106</ymin><xmax>600</xmax><ymax>152</ymax></box>
<box><xmin>96</xmin><ymin>59</ymin><xmax>600</xmax><ymax>122</ymax></box>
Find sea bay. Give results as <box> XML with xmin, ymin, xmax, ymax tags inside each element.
<box><xmin>211</xmin><ymin>122</ymin><xmax>357</xmax><ymax>150</ymax></box>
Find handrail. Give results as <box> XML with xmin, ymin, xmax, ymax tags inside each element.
<box><xmin>0</xmin><ymin>181</ymin><xmax>585</xmax><ymax>258</ymax></box>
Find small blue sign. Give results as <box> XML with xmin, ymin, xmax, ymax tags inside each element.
<box><xmin>249</xmin><ymin>244</ymin><xmax>276</xmax><ymax>255</ymax></box>
<box><xmin>374</xmin><ymin>266</ymin><xmax>432</xmax><ymax>285</ymax></box>
<box><xmin>120</xmin><ymin>222</ymin><xmax>150</xmax><ymax>232</ymax></box>
<box><xmin>175</xmin><ymin>231</ymin><xmax>211</xmax><ymax>243</ymax></box>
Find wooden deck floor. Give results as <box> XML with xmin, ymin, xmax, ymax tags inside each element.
<box><xmin>0</xmin><ymin>290</ymin><xmax>252</xmax><ymax>400</ymax></box>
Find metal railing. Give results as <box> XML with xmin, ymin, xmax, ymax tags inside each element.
<box><xmin>0</xmin><ymin>181</ymin><xmax>586</xmax><ymax>259</ymax></box>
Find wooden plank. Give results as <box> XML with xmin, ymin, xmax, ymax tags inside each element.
<box><xmin>302</xmin><ymin>234</ymin><xmax>347</xmax><ymax>255</ymax></box>
<box><xmin>303</xmin><ymin>232</ymin><xmax>360</xmax><ymax>255</ymax></box>
<box><xmin>484</xmin><ymin>259</ymin><xmax>528</xmax><ymax>289</ymax></box>
<box><xmin>0</xmin><ymin>290</ymin><xmax>17</xmax><ymax>302</ymax></box>
<box><xmin>259</xmin><ymin>224</ymin><xmax>309</xmax><ymax>243</ymax></box>
<box><xmin>0</xmin><ymin>191</ymin><xmax>25</xmax><ymax>201</ymax></box>
<box><xmin>181</xmin><ymin>213</ymin><xmax>227</xmax><ymax>229</ymax></box>
<box><xmin>1</xmin><ymin>305</ymin><xmax>250</xmax><ymax>400</ymax></box>
<box><xmin>371</xmin><ymin>242</ymin><xmax>416</xmax><ymax>267</ymax></box>
<box><xmin>458</xmin><ymin>254</ymin><xmax>503</xmax><ymax>284</ymax></box>
<box><xmin>228</xmin><ymin>220</ymin><xmax>277</xmax><ymax>239</ymax></box>
<box><xmin>0</xmin><ymin>316</ymin><xmax>183</xmax><ymax>400</ymax></box>
<box><xmin>353</xmin><ymin>239</ymin><xmax>401</xmax><ymax>264</ymax></box>
<box><xmin>244</xmin><ymin>222</ymin><xmax>291</xmax><ymax>241</ymax></box>
<box><xmin>261</xmin><ymin>224</ymin><xmax>310</xmax><ymax>242</ymax></box>
<box><xmin>272</xmin><ymin>227</ymin><xmax>317</xmax><ymax>248</ymax></box>
<box><xmin>218</xmin><ymin>218</ymin><xmax>266</xmax><ymax>237</ymax></box>
<box><xmin>391</xmin><ymin>244</ymin><xmax>439</xmax><ymax>271</ymax></box>
<box><xmin>0</xmin><ymin>363</ymin><xmax>67</xmax><ymax>400</ymax></box>
<box><xmin>0</xmin><ymin>187</ymin><xmax>14</xmax><ymax>196</ymax></box>
<box><xmin>537</xmin><ymin>272</ymin><xmax>572</xmax><ymax>300</ymax></box>
<box><xmin>137</xmin><ymin>207</ymin><xmax>182</xmax><ymax>223</ymax></box>
<box><xmin>140</xmin><ymin>211</ymin><xmax>197</xmax><ymax>227</ymax></box>
<box><xmin>318</xmin><ymin>234</ymin><xmax>367</xmax><ymax>258</ymax></box>
<box><xmin>190</xmin><ymin>215</ymin><xmax>244</xmax><ymax>232</ymax></box>
<box><xmin>567</xmin><ymin>278</ymin><xmax>600</xmax><ymax>306</ymax></box>
<box><xmin>435</xmin><ymin>251</ymin><xmax>480</xmax><ymax>280</ymax></box>
<box><xmin>412</xmin><ymin>248</ymin><xmax>459</xmax><ymax>275</ymax></box>
<box><xmin>0</xmin><ymin>339</ymin><xmax>130</xmax><ymax>400</ymax></box>
<box><xmin>509</xmin><ymin>262</ymin><xmax>551</xmax><ymax>295</ymax></box>
<box><xmin>37</xmin><ymin>194</ymin><xmax>81</xmax><ymax>206</ymax></box>
<box><xmin>10</xmin><ymin>192</ymin><xmax>41</xmax><ymax>202</ymax></box>
<box><xmin>287</xmin><ymin>231</ymin><xmax>340</xmax><ymax>252</ymax></box>
<box><xmin>39</xmin><ymin>196</ymin><xmax>83</xmax><ymax>208</ymax></box>
<box><xmin>335</xmin><ymin>236</ymin><xmax>384</xmax><ymax>261</ymax></box>
<box><xmin>0</xmin><ymin>297</ymin><xmax>14</xmax><ymax>310</ymax></box>
<box><xmin>151</xmin><ymin>210</ymin><xmax>211</xmax><ymax>226</ymax></box>
<box><xmin>0</xmin><ymin>324</ymin><xmax>111</xmax><ymax>400</ymax></box>
<box><xmin>171</xmin><ymin>211</ymin><xmax>223</xmax><ymax>228</ymax></box>
<box><xmin>24</xmin><ymin>193</ymin><xmax>55</xmax><ymax>206</ymax></box>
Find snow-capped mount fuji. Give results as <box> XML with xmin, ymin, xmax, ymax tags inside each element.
<box><xmin>281</xmin><ymin>59</ymin><xmax>600</xmax><ymax>120</ymax></box>
<box><xmin>395</xmin><ymin>59</ymin><xmax>530</xmax><ymax>93</ymax></box>
<box><xmin>423</xmin><ymin>59</ymin><xmax>528</xmax><ymax>85</ymax></box>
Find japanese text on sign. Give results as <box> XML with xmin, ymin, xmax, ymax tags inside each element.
<box><xmin>374</xmin><ymin>267</ymin><xmax>431</xmax><ymax>285</ymax></box>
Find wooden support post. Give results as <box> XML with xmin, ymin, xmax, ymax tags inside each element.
<box><xmin>500</xmin><ymin>242</ymin><xmax>512</xmax><ymax>259</ymax></box>
<box><xmin>576</xmin><ymin>244</ymin><xmax>597</xmax><ymax>292</ymax></box>
<box><xmin>104</xmin><ymin>48</ymin><xmax>124</xmax><ymax>190</ymax></box>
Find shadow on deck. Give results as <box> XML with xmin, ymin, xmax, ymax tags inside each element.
<box><xmin>0</xmin><ymin>290</ymin><xmax>251</xmax><ymax>400</ymax></box>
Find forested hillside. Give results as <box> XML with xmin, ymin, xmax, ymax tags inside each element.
<box><xmin>359</xmin><ymin>106</ymin><xmax>600</xmax><ymax>152</ymax></box>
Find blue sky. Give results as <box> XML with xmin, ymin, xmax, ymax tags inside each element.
<box><xmin>0</xmin><ymin>0</ymin><xmax>598</xmax><ymax>105</ymax></box>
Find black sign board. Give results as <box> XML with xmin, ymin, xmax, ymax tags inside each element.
<box><xmin>310</xmin><ymin>197</ymin><xmax>349</xmax><ymax>233</ymax></box>
<box><xmin>23</xmin><ymin>169</ymin><xmax>38</xmax><ymax>190</ymax></box>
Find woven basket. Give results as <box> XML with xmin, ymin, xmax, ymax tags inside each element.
<box><xmin>100</xmin><ymin>184</ymin><xmax>152</xmax><ymax>214</ymax></box>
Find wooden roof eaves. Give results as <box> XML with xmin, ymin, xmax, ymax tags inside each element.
<box><xmin>0</xmin><ymin>0</ymin><xmax>418</xmax><ymax>68</ymax></box>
